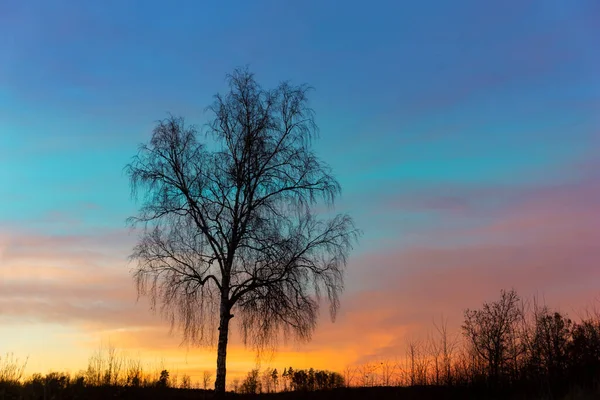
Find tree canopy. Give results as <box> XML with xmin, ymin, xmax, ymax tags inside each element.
<box><xmin>126</xmin><ymin>68</ymin><xmax>359</xmax><ymax>394</ymax></box>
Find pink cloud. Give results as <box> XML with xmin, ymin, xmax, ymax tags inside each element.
<box><xmin>315</xmin><ymin>171</ymin><xmax>600</xmax><ymax>363</ymax></box>
<box><xmin>2</xmin><ymin>170</ymin><xmax>600</xmax><ymax>373</ymax></box>
<box><xmin>0</xmin><ymin>227</ymin><xmax>148</xmax><ymax>328</ymax></box>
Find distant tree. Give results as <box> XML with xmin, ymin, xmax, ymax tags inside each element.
<box><xmin>156</xmin><ymin>370</ymin><xmax>169</xmax><ymax>388</ymax></box>
<box><xmin>281</xmin><ymin>368</ymin><xmax>288</xmax><ymax>391</ymax></box>
<box><xmin>462</xmin><ymin>289</ymin><xmax>523</xmax><ymax>385</ymax></box>
<box><xmin>307</xmin><ymin>368</ymin><xmax>315</xmax><ymax>390</ymax></box>
<box><xmin>271</xmin><ymin>368</ymin><xmax>278</xmax><ymax>392</ymax></box>
<box><xmin>343</xmin><ymin>365</ymin><xmax>356</xmax><ymax>387</ymax></box>
<box><xmin>43</xmin><ymin>372</ymin><xmax>69</xmax><ymax>394</ymax></box>
<box><xmin>314</xmin><ymin>370</ymin><xmax>326</xmax><ymax>389</ymax></box>
<box><xmin>567</xmin><ymin>318</ymin><xmax>600</xmax><ymax>387</ymax></box>
<box><xmin>524</xmin><ymin>305</ymin><xmax>572</xmax><ymax>384</ymax></box>
<box><xmin>0</xmin><ymin>353</ymin><xmax>28</xmax><ymax>384</ymax></box>
<box><xmin>284</xmin><ymin>366</ymin><xmax>294</xmax><ymax>391</ymax></box>
<box><xmin>126</xmin><ymin>68</ymin><xmax>359</xmax><ymax>395</ymax></box>
<box><xmin>380</xmin><ymin>359</ymin><xmax>398</xmax><ymax>386</ymax></box>
<box><xmin>240</xmin><ymin>369</ymin><xmax>261</xmax><ymax>394</ymax></box>
<box><xmin>430</xmin><ymin>316</ymin><xmax>457</xmax><ymax>385</ymax></box>
<box><xmin>261</xmin><ymin>367</ymin><xmax>343</xmax><ymax>392</ymax></box>
<box><xmin>231</xmin><ymin>377</ymin><xmax>240</xmax><ymax>393</ymax></box>
<box><xmin>260</xmin><ymin>368</ymin><xmax>275</xmax><ymax>393</ymax></box>
<box><xmin>405</xmin><ymin>340</ymin><xmax>430</xmax><ymax>386</ymax></box>
<box><xmin>180</xmin><ymin>374</ymin><xmax>191</xmax><ymax>389</ymax></box>
<box><xmin>292</xmin><ymin>369</ymin><xmax>308</xmax><ymax>391</ymax></box>
<box><xmin>123</xmin><ymin>357</ymin><xmax>142</xmax><ymax>387</ymax></box>
<box><xmin>202</xmin><ymin>370</ymin><xmax>213</xmax><ymax>390</ymax></box>
<box><xmin>358</xmin><ymin>362</ymin><xmax>377</xmax><ymax>387</ymax></box>
<box><xmin>329</xmin><ymin>371</ymin><xmax>345</xmax><ymax>388</ymax></box>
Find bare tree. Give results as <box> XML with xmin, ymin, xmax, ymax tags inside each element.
<box><xmin>358</xmin><ymin>362</ymin><xmax>377</xmax><ymax>387</ymax></box>
<box><xmin>180</xmin><ymin>374</ymin><xmax>191</xmax><ymax>389</ymax></box>
<box><xmin>231</xmin><ymin>378</ymin><xmax>240</xmax><ymax>393</ymax></box>
<box><xmin>406</xmin><ymin>341</ymin><xmax>417</xmax><ymax>386</ymax></box>
<box><xmin>430</xmin><ymin>316</ymin><xmax>458</xmax><ymax>385</ymax></box>
<box><xmin>523</xmin><ymin>299</ymin><xmax>572</xmax><ymax>384</ymax></box>
<box><xmin>202</xmin><ymin>370</ymin><xmax>213</xmax><ymax>390</ymax></box>
<box><xmin>0</xmin><ymin>353</ymin><xmax>28</xmax><ymax>384</ymax></box>
<box><xmin>261</xmin><ymin>368</ymin><xmax>276</xmax><ymax>393</ymax></box>
<box><xmin>240</xmin><ymin>369</ymin><xmax>262</xmax><ymax>394</ymax></box>
<box><xmin>380</xmin><ymin>359</ymin><xmax>399</xmax><ymax>386</ymax></box>
<box><xmin>462</xmin><ymin>289</ymin><xmax>523</xmax><ymax>385</ymax></box>
<box><xmin>126</xmin><ymin>68</ymin><xmax>359</xmax><ymax>395</ymax></box>
<box><xmin>428</xmin><ymin>329</ymin><xmax>442</xmax><ymax>385</ymax></box>
<box><xmin>405</xmin><ymin>339</ymin><xmax>429</xmax><ymax>386</ymax></box>
<box><xmin>343</xmin><ymin>365</ymin><xmax>356</xmax><ymax>387</ymax></box>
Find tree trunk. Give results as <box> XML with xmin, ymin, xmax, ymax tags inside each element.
<box><xmin>215</xmin><ymin>299</ymin><xmax>231</xmax><ymax>396</ymax></box>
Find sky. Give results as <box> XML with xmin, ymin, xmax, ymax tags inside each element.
<box><xmin>1</xmin><ymin>0</ymin><xmax>600</xmax><ymax>384</ymax></box>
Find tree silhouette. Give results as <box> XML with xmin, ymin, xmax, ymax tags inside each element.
<box><xmin>156</xmin><ymin>370</ymin><xmax>169</xmax><ymax>388</ymax></box>
<box><xmin>125</xmin><ymin>68</ymin><xmax>359</xmax><ymax>395</ymax></box>
<box><xmin>568</xmin><ymin>318</ymin><xmax>600</xmax><ymax>387</ymax></box>
<box><xmin>462</xmin><ymin>290</ymin><xmax>522</xmax><ymax>384</ymax></box>
<box><xmin>240</xmin><ymin>369</ymin><xmax>261</xmax><ymax>394</ymax></box>
<box><xmin>271</xmin><ymin>368</ymin><xmax>278</xmax><ymax>392</ymax></box>
<box><xmin>524</xmin><ymin>304</ymin><xmax>572</xmax><ymax>385</ymax></box>
<box><xmin>462</xmin><ymin>289</ymin><xmax>523</xmax><ymax>385</ymax></box>
<box><xmin>202</xmin><ymin>370</ymin><xmax>213</xmax><ymax>390</ymax></box>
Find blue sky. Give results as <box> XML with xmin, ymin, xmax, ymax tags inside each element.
<box><xmin>1</xmin><ymin>0</ymin><xmax>600</xmax><ymax>378</ymax></box>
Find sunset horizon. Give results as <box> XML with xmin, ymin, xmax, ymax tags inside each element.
<box><xmin>2</xmin><ymin>0</ymin><xmax>600</xmax><ymax>397</ymax></box>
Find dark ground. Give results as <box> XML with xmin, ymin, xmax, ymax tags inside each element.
<box><xmin>2</xmin><ymin>385</ymin><xmax>600</xmax><ymax>400</ymax></box>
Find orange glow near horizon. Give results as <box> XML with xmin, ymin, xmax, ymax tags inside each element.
<box><xmin>4</xmin><ymin>322</ymin><xmax>363</xmax><ymax>383</ymax></box>
<box><xmin>3</xmin><ymin>0</ymin><xmax>600</xmax><ymax>392</ymax></box>
<box><xmin>3</xmin><ymin>137</ymin><xmax>600</xmax><ymax>387</ymax></box>
<box><xmin>4</xmin><ymin>193</ymin><xmax>600</xmax><ymax>385</ymax></box>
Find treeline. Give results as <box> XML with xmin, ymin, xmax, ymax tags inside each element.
<box><xmin>335</xmin><ymin>289</ymin><xmax>600</xmax><ymax>398</ymax></box>
<box><xmin>461</xmin><ymin>289</ymin><xmax>600</xmax><ymax>395</ymax></box>
<box><xmin>234</xmin><ymin>367</ymin><xmax>344</xmax><ymax>394</ymax></box>
<box><xmin>0</xmin><ymin>348</ymin><xmax>211</xmax><ymax>400</ymax></box>
<box><xmin>233</xmin><ymin>289</ymin><xmax>600</xmax><ymax>398</ymax></box>
<box><xmin>3</xmin><ymin>290</ymin><xmax>600</xmax><ymax>399</ymax></box>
